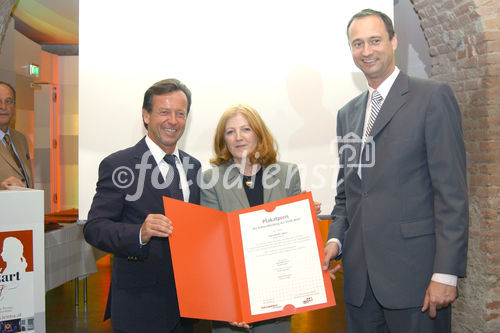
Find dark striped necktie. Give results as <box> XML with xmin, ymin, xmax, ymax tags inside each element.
<box><xmin>163</xmin><ymin>154</ymin><xmax>184</xmax><ymax>200</ymax></box>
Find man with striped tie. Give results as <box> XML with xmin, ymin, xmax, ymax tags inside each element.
<box><xmin>322</xmin><ymin>9</ymin><xmax>469</xmax><ymax>333</ymax></box>
<box><xmin>0</xmin><ymin>81</ymin><xmax>33</xmax><ymax>190</ymax></box>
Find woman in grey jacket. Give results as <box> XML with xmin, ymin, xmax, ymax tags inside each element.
<box><xmin>201</xmin><ymin>103</ymin><xmax>320</xmax><ymax>333</ymax></box>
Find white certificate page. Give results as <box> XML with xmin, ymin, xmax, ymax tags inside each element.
<box><xmin>238</xmin><ymin>199</ymin><xmax>327</xmax><ymax>315</ymax></box>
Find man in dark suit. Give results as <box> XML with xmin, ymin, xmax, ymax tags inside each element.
<box><xmin>322</xmin><ymin>9</ymin><xmax>469</xmax><ymax>333</ymax></box>
<box><xmin>84</xmin><ymin>78</ymin><xmax>201</xmax><ymax>333</ymax></box>
<box><xmin>0</xmin><ymin>81</ymin><xmax>33</xmax><ymax>190</ymax></box>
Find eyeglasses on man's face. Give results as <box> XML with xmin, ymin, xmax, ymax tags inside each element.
<box><xmin>0</xmin><ymin>98</ymin><xmax>15</xmax><ymax>106</ymax></box>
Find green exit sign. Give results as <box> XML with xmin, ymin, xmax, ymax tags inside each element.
<box><xmin>29</xmin><ymin>64</ymin><xmax>40</xmax><ymax>77</ymax></box>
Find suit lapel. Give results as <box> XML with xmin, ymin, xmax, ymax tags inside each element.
<box><xmin>345</xmin><ymin>92</ymin><xmax>368</xmax><ymax>174</ymax></box>
<box><xmin>11</xmin><ymin>130</ymin><xmax>33</xmax><ymax>187</ymax></box>
<box><xmin>0</xmin><ymin>133</ymin><xmax>29</xmax><ymax>181</ymax></box>
<box><xmin>369</xmin><ymin>72</ymin><xmax>409</xmax><ymax>139</ymax></box>
<box><xmin>350</xmin><ymin>91</ymin><xmax>369</xmax><ymax>140</ymax></box>
<box><xmin>0</xmin><ymin>142</ymin><xmax>20</xmax><ymax>172</ymax></box>
<box><xmin>130</xmin><ymin>138</ymin><xmax>161</xmax><ymax>199</ymax></box>
<box><xmin>131</xmin><ymin>137</ymin><xmax>151</xmax><ymax>165</ymax></box>
<box><xmin>262</xmin><ymin>164</ymin><xmax>281</xmax><ymax>204</ymax></box>
<box><xmin>263</xmin><ymin>174</ymin><xmax>272</xmax><ymax>204</ymax></box>
<box><xmin>225</xmin><ymin>165</ymin><xmax>250</xmax><ymax>208</ymax></box>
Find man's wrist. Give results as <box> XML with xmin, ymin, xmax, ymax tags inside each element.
<box><xmin>431</xmin><ymin>273</ymin><xmax>457</xmax><ymax>287</ymax></box>
<box><xmin>326</xmin><ymin>238</ymin><xmax>342</xmax><ymax>255</ymax></box>
<box><xmin>139</xmin><ymin>228</ymin><xmax>147</xmax><ymax>246</ymax></box>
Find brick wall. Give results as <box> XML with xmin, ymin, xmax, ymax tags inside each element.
<box><xmin>412</xmin><ymin>0</ymin><xmax>500</xmax><ymax>332</ymax></box>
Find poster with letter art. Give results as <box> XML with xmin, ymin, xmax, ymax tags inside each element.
<box><xmin>0</xmin><ymin>229</ymin><xmax>35</xmax><ymax>333</ymax></box>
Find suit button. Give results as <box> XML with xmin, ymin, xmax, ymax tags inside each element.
<box><xmin>362</xmin><ymin>192</ymin><xmax>367</xmax><ymax>197</ymax></box>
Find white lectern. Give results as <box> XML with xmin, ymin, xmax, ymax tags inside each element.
<box><xmin>0</xmin><ymin>189</ymin><xmax>45</xmax><ymax>333</ymax></box>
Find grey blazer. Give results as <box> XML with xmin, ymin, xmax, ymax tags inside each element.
<box><xmin>329</xmin><ymin>72</ymin><xmax>469</xmax><ymax>309</ymax></box>
<box><xmin>201</xmin><ymin>161</ymin><xmax>301</xmax><ymax>212</ymax></box>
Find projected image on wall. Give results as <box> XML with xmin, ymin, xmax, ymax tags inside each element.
<box><xmin>79</xmin><ymin>0</ymin><xmax>393</xmax><ymax>218</ymax></box>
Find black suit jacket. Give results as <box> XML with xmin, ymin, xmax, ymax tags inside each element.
<box><xmin>328</xmin><ymin>72</ymin><xmax>468</xmax><ymax>309</ymax></box>
<box><xmin>84</xmin><ymin>137</ymin><xmax>201</xmax><ymax>332</ymax></box>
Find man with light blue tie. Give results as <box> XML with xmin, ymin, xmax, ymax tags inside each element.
<box><xmin>0</xmin><ymin>81</ymin><xmax>33</xmax><ymax>190</ymax></box>
<box><xmin>322</xmin><ymin>9</ymin><xmax>469</xmax><ymax>333</ymax></box>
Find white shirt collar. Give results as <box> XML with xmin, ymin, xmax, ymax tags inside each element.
<box><xmin>144</xmin><ymin>135</ymin><xmax>180</xmax><ymax>165</ymax></box>
<box><xmin>144</xmin><ymin>135</ymin><xmax>190</xmax><ymax>202</ymax></box>
<box><xmin>367</xmin><ymin>67</ymin><xmax>400</xmax><ymax>100</ymax></box>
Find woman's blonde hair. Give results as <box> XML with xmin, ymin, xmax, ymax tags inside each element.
<box><xmin>210</xmin><ymin>104</ymin><xmax>277</xmax><ymax>166</ymax></box>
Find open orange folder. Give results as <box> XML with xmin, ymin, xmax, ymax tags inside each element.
<box><xmin>163</xmin><ymin>192</ymin><xmax>335</xmax><ymax>323</ymax></box>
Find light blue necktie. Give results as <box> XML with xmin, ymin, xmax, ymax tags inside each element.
<box><xmin>365</xmin><ymin>90</ymin><xmax>383</xmax><ymax>137</ymax></box>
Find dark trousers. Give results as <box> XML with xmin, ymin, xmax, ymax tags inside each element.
<box><xmin>345</xmin><ymin>277</ymin><xmax>451</xmax><ymax>333</ymax></box>
<box><xmin>114</xmin><ymin>318</ymin><xmax>194</xmax><ymax>333</ymax></box>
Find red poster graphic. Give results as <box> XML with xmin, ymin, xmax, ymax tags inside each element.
<box><xmin>0</xmin><ymin>229</ymin><xmax>35</xmax><ymax>332</ymax></box>
<box><xmin>0</xmin><ymin>230</ymin><xmax>34</xmax><ymax>274</ymax></box>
